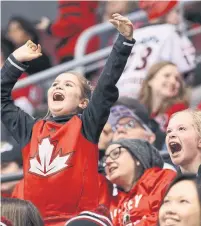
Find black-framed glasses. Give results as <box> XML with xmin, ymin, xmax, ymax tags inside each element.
<box><xmin>102</xmin><ymin>146</ymin><xmax>124</xmax><ymax>166</ymax></box>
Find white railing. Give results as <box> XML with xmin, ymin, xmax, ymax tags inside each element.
<box><xmin>0</xmin><ymin>151</ymin><xmax>170</xmax><ymax>183</ymax></box>
<box><xmin>13</xmin><ymin>8</ymin><xmax>201</xmax><ymax>91</ymax></box>
<box><xmin>74</xmin><ymin>10</ymin><xmax>148</xmax><ymax>62</ymax></box>
<box><xmin>13</xmin><ymin>10</ymin><xmax>148</xmax><ymax>90</ymax></box>
<box><xmin>13</xmin><ymin>46</ymin><xmax>112</xmax><ymax>89</ymax></box>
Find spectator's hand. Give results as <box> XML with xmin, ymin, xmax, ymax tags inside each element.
<box><xmin>109</xmin><ymin>13</ymin><xmax>133</xmax><ymax>41</ymax></box>
<box><xmin>13</xmin><ymin>40</ymin><xmax>42</xmax><ymax>62</ymax></box>
<box><xmin>36</xmin><ymin>17</ymin><xmax>50</xmax><ymax>30</ymax></box>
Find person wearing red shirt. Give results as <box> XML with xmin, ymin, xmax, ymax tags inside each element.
<box><xmin>1</xmin><ymin>14</ymin><xmax>134</xmax><ymax>225</ymax></box>
<box><xmin>103</xmin><ymin>139</ymin><xmax>176</xmax><ymax>226</ymax></box>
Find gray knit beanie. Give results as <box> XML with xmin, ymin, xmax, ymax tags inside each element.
<box><xmin>110</xmin><ymin>139</ymin><xmax>164</xmax><ymax>170</ymax></box>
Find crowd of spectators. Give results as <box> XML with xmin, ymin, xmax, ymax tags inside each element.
<box><xmin>1</xmin><ymin>1</ymin><xmax>201</xmax><ymax>226</ymax></box>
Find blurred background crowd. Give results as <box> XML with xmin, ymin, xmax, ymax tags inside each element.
<box><xmin>1</xmin><ymin>1</ymin><xmax>201</xmax><ymax>225</ymax></box>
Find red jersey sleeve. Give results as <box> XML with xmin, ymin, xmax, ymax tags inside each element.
<box><xmin>135</xmin><ymin>169</ymin><xmax>176</xmax><ymax>226</ymax></box>
<box><xmin>98</xmin><ymin>174</ymin><xmax>113</xmax><ymax>210</ymax></box>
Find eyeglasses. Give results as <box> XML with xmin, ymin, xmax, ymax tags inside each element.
<box><xmin>112</xmin><ymin>118</ymin><xmax>152</xmax><ymax>134</ymax></box>
<box><xmin>112</xmin><ymin>120</ymin><xmax>139</xmax><ymax>132</ymax></box>
<box><xmin>102</xmin><ymin>146</ymin><xmax>124</xmax><ymax>166</ymax></box>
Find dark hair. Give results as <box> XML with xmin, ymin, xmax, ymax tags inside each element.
<box><xmin>164</xmin><ymin>174</ymin><xmax>201</xmax><ymax>204</ymax></box>
<box><xmin>1</xmin><ymin>34</ymin><xmax>15</xmax><ymax>60</ymax></box>
<box><xmin>8</xmin><ymin>16</ymin><xmax>39</xmax><ymax>44</ymax></box>
<box><xmin>1</xmin><ymin>198</ymin><xmax>44</xmax><ymax>226</ymax></box>
<box><xmin>158</xmin><ymin>174</ymin><xmax>201</xmax><ymax>226</ymax></box>
<box><xmin>160</xmin><ymin>173</ymin><xmax>201</xmax><ymax>211</ymax></box>
<box><xmin>69</xmin><ymin>71</ymin><xmax>92</xmax><ymax>101</ymax></box>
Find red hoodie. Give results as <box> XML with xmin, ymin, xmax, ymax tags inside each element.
<box><xmin>110</xmin><ymin>168</ymin><xmax>176</xmax><ymax>226</ymax></box>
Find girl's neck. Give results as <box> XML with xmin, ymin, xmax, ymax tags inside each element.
<box><xmin>120</xmin><ymin>175</ymin><xmax>137</xmax><ymax>192</ymax></box>
<box><xmin>180</xmin><ymin>155</ymin><xmax>201</xmax><ymax>174</ymax></box>
<box><xmin>151</xmin><ymin>92</ymin><xmax>164</xmax><ymax>113</ymax></box>
<box><xmin>119</xmin><ymin>182</ymin><xmax>132</xmax><ymax>193</ymax></box>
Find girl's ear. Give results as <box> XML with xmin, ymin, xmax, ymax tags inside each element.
<box><xmin>78</xmin><ymin>98</ymin><xmax>89</xmax><ymax>110</ymax></box>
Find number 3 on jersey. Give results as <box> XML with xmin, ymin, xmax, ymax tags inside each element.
<box><xmin>124</xmin><ymin>46</ymin><xmax>153</xmax><ymax>72</ymax></box>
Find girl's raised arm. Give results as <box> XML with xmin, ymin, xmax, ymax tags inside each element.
<box><xmin>1</xmin><ymin>41</ymin><xmax>42</xmax><ymax>146</ymax></box>
<box><xmin>82</xmin><ymin>14</ymin><xmax>135</xmax><ymax>143</ymax></box>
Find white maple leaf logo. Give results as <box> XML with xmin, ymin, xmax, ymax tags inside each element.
<box><xmin>29</xmin><ymin>138</ymin><xmax>71</xmax><ymax>176</ymax></box>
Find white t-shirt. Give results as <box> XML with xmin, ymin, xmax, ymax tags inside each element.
<box><xmin>117</xmin><ymin>23</ymin><xmax>196</xmax><ymax>98</ymax></box>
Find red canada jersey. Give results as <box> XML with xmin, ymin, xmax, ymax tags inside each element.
<box><xmin>2</xmin><ymin>34</ymin><xmax>135</xmax><ymax>226</ymax></box>
<box><xmin>21</xmin><ymin>116</ymin><xmax>110</xmax><ymax>225</ymax></box>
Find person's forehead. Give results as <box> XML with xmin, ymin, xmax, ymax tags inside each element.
<box><xmin>169</xmin><ymin>112</ymin><xmax>193</xmax><ymax>126</ymax></box>
<box><xmin>118</xmin><ymin>117</ymin><xmax>136</xmax><ymax>124</ymax></box>
<box><xmin>159</xmin><ymin>64</ymin><xmax>178</xmax><ymax>73</ymax></box>
<box><xmin>55</xmin><ymin>73</ymin><xmax>80</xmax><ymax>83</ymax></box>
<box><xmin>167</xmin><ymin>180</ymin><xmax>197</xmax><ymax>198</ymax></box>
<box><xmin>106</xmin><ymin>144</ymin><xmax>121</xmax><ymax>154</ymax></box>
<box><xmin>9</xmin><ymin>21</ymin><xmax>20</xmax><ymax>26</ymax></box>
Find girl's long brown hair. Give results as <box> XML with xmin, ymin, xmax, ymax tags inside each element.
<box><xmin>139</xmin><ymin>61</ymin><xmax>190</xmax><ymax>114</ymax></box>
<box><xmin>1</xmin><ymin>197</ymin><xmax>44</xmax><ymax>226</ymax></box>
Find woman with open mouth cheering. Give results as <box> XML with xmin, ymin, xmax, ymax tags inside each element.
<box><xmin>166</xmin><ymin>109</ymin><xmax>201</xmax><ymax>177</ymax></box>
<box><xmin>1</xmin><ymin>13</ymin><xmax>135</xmax><ymax>226</ymax></box>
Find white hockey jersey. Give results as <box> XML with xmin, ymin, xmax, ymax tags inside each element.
<box><xmin>117</xmin><ymin>23</ymin><xmax>196</xmax><ymax>98</ymax></box>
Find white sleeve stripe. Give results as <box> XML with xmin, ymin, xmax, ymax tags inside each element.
<box><xmin>8</xmin><ymin>57</ymin><xmax>25</xmax><ymax>71</ymax></box>
<box><xmin>65</xmin><ymin>216</ymin><xmax>108</xmax><ymax>226</ymax></box>
<box><xmin>123</xmin><ymin>42</ymin><xmax>134</xmax><ymax>47</ymax></box>
<box><xmin>80</xmin><ymin>211</ymin><xmax>113</xmax><ymax>226</ymax></box>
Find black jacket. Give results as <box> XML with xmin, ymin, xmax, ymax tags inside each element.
<box><xmin>1</xmin><ymin>34</ymin><xmax>135</xmax><ymax>148</ymax></box>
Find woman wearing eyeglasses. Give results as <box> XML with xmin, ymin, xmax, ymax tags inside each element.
<box><xmin>103</xmin><ymin>139</ymin><xmax>176</xmax><ymax>226</ymax></box>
